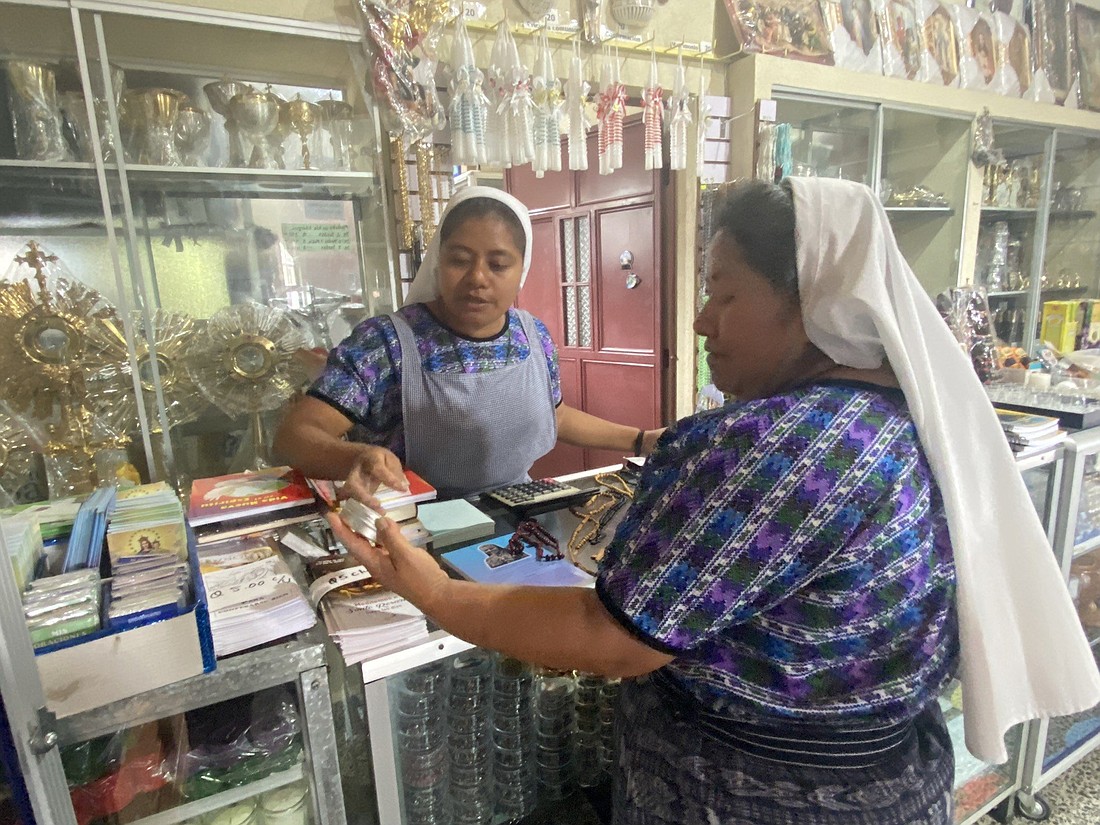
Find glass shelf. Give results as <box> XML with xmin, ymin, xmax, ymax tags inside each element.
<box><xmin>980</xmin><ymin>207</ymin><xmax>1039</xmax><ymax>221</ymax></box>
<box><xmin>124</xmin><ymin>165</ymin><xmax>379</xmax><ymax>200</ymax></box>
<box><xmin>884</xmin><ymin>206</ymin><xmax>955</xmax><ymax>215</ymax></box>
<box><xmin>126</xmin><ymin>765</ymin><xmax>305</xmax><ymax>825</ymax></box>
<box><xmin>988</xmin><ymin>288</ymin><xmax>1088</xmax><ymax>300</ymax></box>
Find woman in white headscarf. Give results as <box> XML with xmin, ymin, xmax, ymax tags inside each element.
<box><xmin>275</xmin><ymin>186</ymin><xmax>663</xmax><ymax>501</ymax></box>
<box><xmin>329</xmin><ymin>177</ymin><xmax>1100</xmax><ymax>824</ymax></box>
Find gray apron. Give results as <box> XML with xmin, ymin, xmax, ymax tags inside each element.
<box><xmin>389</xmin><ymin>310</ymin><xmax>558</xmax><ymax>499</ymax></box>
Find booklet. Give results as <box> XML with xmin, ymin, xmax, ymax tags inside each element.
<box><xmin>187</xmin><ymin>467</ymin><xmax>317</xmax><ymax>527</ymax></box>
<box><xmin>440</xmin><ymin>533</ymin><xmax>594</xmax><ymax>587</ymax></box>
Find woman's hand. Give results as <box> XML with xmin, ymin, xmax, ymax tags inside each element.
<box><xmin>340</xmin><ymin>445</ymin><xmax>409</xmax><ymax>510</ymax></box>
<box><xmin>326</xmin><ymin>512</ymin><xmax>450</xmax><ymax>612</ymax></box>
<box><xmin>640</xmin><ymin>428</ymin><xmax>666</xmax><ymax>456</ymax></box>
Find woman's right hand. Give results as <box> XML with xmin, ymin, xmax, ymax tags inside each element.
<box><xmin>340</xmin><ymin>445</ymin><xmax>409</xmax><ymax>511</ymax></box>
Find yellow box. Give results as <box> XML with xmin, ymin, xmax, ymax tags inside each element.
<box><xmin>1040</xmin><ymin>301</ymin><xmax>1080</xmax><ymax>354</ymax></box>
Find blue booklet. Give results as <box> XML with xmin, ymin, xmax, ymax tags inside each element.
<box><xmin>440</xmin><ymin>533</ymin><xmax>594</xmax><ymax>587</ymax></box>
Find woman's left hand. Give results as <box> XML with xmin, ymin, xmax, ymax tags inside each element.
<box><xmin>326</xmin><ymin>512</ymin><xmax>451</xmax><ymax>612</ymax></box>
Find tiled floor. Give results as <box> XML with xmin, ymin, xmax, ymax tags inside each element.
<box><xmin>978</xmin><ymin>746</ymin><xmax>1100</xmax><ymax>824</ymax></box>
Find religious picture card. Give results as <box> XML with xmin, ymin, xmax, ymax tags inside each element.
<box><xmin>723</xmin><ymin>0</ymin><xmax>835</xmax><ymax>63</ymax></box>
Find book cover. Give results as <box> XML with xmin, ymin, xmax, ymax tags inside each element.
<box><xmin>994</xmin><ymin>408</ymin><xmax>1060</xmax><ymax>435</ymax></box>
<box><xmin>375</xmin><ymin>469</ymin><xmax>437</xmax><ymax>512</ymax></box>
<box><xmin>440</xmin><ymin>533</ymin><xmax>594</xmax><ymax>587</ymax></box>
<box><xmin>418</xmin><ymin>499</ymin><xmax>495</xmax><ymax>548</ymax></box>
<box><xmin>187</xmin><ymin>467</ymin><xmax>316</xmax><ymax>527</ymax></box>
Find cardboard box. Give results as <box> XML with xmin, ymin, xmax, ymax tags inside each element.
<box><xmin>1040</xmin><ymin>301</ymin><xmax>1080</xmax><ymax>354</ymax></box>
<box><xmin>34</xmin><ymin>534</ymin><xmax>215</xmax><ymax>718</ymax></box>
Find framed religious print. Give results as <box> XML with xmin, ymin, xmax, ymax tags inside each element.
<box><xmin>841</xmin><ymin>0</ymin><xmax>879</xmax><ymax>55</ymax></box>
<box><xmin>888</xmin><ymin>0</ymin><xmax>925</xmax><ymax>78</ymax></box>
<box><xmin>1007</xmin><ymin>19</ymin><xmax>1032</xmax><ymax>93</ymax></box>
<box><xmin>923</xmin><ymin>2</ymin><xmax>959</xmax><ymax>85</ymax></box>
<box><xmin>1075</xmin><ymin>3</ymin><xmax>1100</xmax><ymax>110</ymax></box>
<box><xmin>970</xmin><ymin>15</ymin><xmax>998</xmax><ymax>84</ymax></box>
<box><xmin>1032</xmin><ymin>0</ymin><xmax>1074</xmax><ymax>102</ymax></box>
<box><xmin>723</xmin><ymin>0</ymin><xmax>835</xmax><ymax>62</ymax></box>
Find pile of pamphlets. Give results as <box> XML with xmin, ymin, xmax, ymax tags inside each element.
<box><xmin>198</xmin><ymin>537</ymin><xmax>316</xmax><ymax>658</ymax></box>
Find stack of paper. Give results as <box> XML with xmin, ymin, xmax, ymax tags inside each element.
<box><xmin>995</xmin><ymin>408</ymin><xmax>1067</xmax><ymax>458</ymax></box>
<box><xmin>3</xmin><ymin>513</ymin><xmax>42</xmax><ymax>591</ymax></box>
<box><xmin>106</xmin><ymin>482</ymin><xmax>188</xmax><ymax>563</ymax></box>
<box><xmin>198</xmin><ymin>537</ymin><xmax>316</xmax><ymax>658</ymax></box>
<box><xmin>108</xmin><ymin>553</ymin><xmax>189</xmax><ymax>626</ymax></box>
<box><xmin>307</xmin><ymin>555</ymin><xmax>427</xmax><ymax>665</ymax></box>
<box><xmin>417</xmin><ymin>499</ymin><xmax>495</xmax><ymax>548</ymax></box>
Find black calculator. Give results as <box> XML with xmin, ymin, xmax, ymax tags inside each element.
<box><xmin>484</xmin><ymin>479</ymin><xmax>587</xmax><ymax>511</ymax></box>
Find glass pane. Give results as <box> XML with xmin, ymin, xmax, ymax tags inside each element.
<box><xmin>1041</xmin><ymin>646</ymin><xmax>1100</xmax><ymax>770</ymax></box>
<box><xmin>943</xmin><ymin>680</ymin><xmax>1022</xmax><ymax>822</ymax></box>
<box><xmin>881</xmin><ymin>109</ymin><xmax>969</xmax><ymax>298</ymax></box>
<box><xmin>58</xmin><ymin>686</ymin><xmax>313</xmax><ymax>825</ymax></box>
<box><xmin>771</xmin><ymin>98</ymin><xmax>875</xmax><ymax>184</ymax></box>
<box><xmin>0</xmin><ymin>4</ymin><xmax>146</xmax><ymax>500</ymax></box>
<box><xmin>579</xmin><ymin>285</ymin><xmax>592</xmax><ymax>349</ymax></box>
<box><xmin>980</xmin><ymin>123</ymin><xmax>1051</xmax><ymax>349</ymax></box>
<box><xmin>1021</xmin><ymin>463</ymin><xmax>1055</xmax><ymax>522</ymax></box>
<box><xmin>561</xmin><ymin>218</ymin><xmax>575</xmax><ymax>284</ymax></box>
<box><xmin>577</xmin><ymin>216</ymin><xmax>591</xmax><ymax>285</ymax></box>
<box><xmin>1074</xmin><ymin>452</ymin><xmax>1100</xmax><ymax>549</ymax></box>
<box><xmin>85</xmin><ymin>10</ymin><xmax>398</xmax><ymax>484</ymax></box>
<box><xmin>564</xmin><ymin>285</ymin><xmax>578</xmax><ymax>348</ymax></box>
<box><xmin>1043</xmin><ymin>130</ymin><xmax>1100</xmax><ymax>350</ymax></box>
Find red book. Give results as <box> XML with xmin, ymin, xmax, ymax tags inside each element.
<box><xmin>187</xmin><ymin>467</ymin><xmax>317</xmax><ymax>527</ymax></box>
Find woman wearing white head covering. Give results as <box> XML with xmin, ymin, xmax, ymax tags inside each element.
<box><xmin>329</xmin><ymin>177</ymin><xmax>1100</xmax><ymax>824</ymax></box>
<box><xmin>275</xmin><ymin>186</ymin><xmax>663</xmax><ymax>501</ymax></box>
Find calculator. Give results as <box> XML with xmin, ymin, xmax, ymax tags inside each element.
<box><xmin>484</xmin><ymin>479</ymin><xmax>588</xmax><ymax>512</ymax></box>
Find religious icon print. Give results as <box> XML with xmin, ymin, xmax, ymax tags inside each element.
<box><xmin>923</xmin><ymin>4</ymin><xmax>959</xmax><ymax>85</ymax></box>
<box><xmin>970</xmin><ymin>17</ymin><xmax>997</xmax><ymax>83</ymax></box>
<box><xmin>724</xmin><ymin>0</ymin><xmax>835</xmax><ymax>62</ymax></box>
<box><xmin>888</xmin><ymin>0</ymin><xmax>924</xmax><ymax>78</ymax></box>
<box><xmin>841</xmin><ymin>0</ymin><xmax>878</xmax><ymax>55</ymax></box>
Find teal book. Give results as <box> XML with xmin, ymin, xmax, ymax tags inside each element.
<box><xmin>418</xmin><ymin>499</ymin><xmax>495</xmax><ymax>548</ymax></box>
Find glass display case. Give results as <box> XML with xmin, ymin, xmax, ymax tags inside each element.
<box><xmin>0</xmin><ymin>0</ymin><xmax>400</xmax><ymax>498</ymax></box>
<box><xmin>767</xmin><ymin>94</ymin><xmax>971</xmax><ymax>298</ymax></box>
<box><xmin>1016</xmin><ymin>425</ymin><xmax>1100</xmax><ymax>820</ymax></box>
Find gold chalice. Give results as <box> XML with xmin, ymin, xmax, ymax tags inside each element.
<box><xmin>286</xmin><ymin>96</ymin><xmax>322</xmax><ymax>170</ymax></box>
<box><xmin>229</xmin><ymin>89</ymin><xmax>281</xmax><ymax>169</ymax></box>
<box><xmin>204</xmin><ymin>79</ymin><xmax>253</xmax><ymax>167</ymax></box>
<box><xmin>175</xmin><ymin>106</ymin><xmax>211</xmax><ymax>167</ymax></box>
<box><xmin>5</xmin><ymin>61</ymin><xmax>68</xmax><ymax>161</ymax></box>
<box><xmin>135</xmin><ymin>88</ymin><xmax>185</xmax><ymax>166</ymax></box>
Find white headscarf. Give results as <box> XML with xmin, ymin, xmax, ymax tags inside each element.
<box><xmin>404</xmin><ymin>186</ymin><xmax>534</xmax><ymax>305</ymax></box>
<box><xmin>788</xmin><ymin>176</ymin><xmax>1100</xmax><ymax>764</ymax></box>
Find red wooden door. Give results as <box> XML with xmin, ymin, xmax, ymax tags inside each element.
<box><xmin>507</xmin><ymin>119</ymin><xmax>665</xmax><ymax>476</ymax></box>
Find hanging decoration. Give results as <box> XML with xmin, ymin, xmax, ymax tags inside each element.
<box><xmin>564</xmin><ymin>44</ymin><xmax>591</xmax><ymax>171</ymax></box>
<box><xmin>641</xmin><ymin>48</ymin><xmax>663</xmax><ymax>171</ymax></box>
<box><xmin>415</xmin><ymin>140</ymin><xmax>437</xmax><ymax>243</ymax></box>
<box><xmin>448</xmin><ymin>13</ymin><xmax>488</xmax><ymax>166</ymax></box>
<box><xmin>531</xmin><ymin>27</ymin><xmax>563</xmax><ymax>178</ymax></box>
<box><xmin>501</xmin><ymin>23</ymin><xmax>535</xmax><ymax>168</ymax></box>
<box><xmin>484</xmin><ymin>22</ymin><xmax>512</xmax><ymax>167</ymax></box>
<box><xmin>596</xmin><ymin>48</ymin><xmax>626</xmax><ymax>175</ymax></box>
<box><xmin>667</xmin><ymin>48</ymin><xmax>691</xmax><ymax>171</ymax></box>
<box><xmin>696</xmin><ymin>61</ymin><xmax>711</xmax><ymax>180</ymax></box>
<box><xmin>582</xmin><ymin>0</ymin><xmax>604</xmax><ymax>45</ymax></box>
<box><xmin>352</xmin><ymin>0</ymin><xmax>449</xmax><ymax>141</ymax></box>
<box><xmin>392</xmin><ymin>135</ymin><xmax>415</xmax><ymax>248</ymax></box>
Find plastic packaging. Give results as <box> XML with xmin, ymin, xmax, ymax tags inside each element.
<box><xmin>949</xmin><ymin>5</ymin><xmax>996</xmax><ymax>91</ymax></box>
<box><xmin>821</xmin><ymin>0</ymin><xmax>885</xmax><ymax>75</ymax></box>
<box><xmin>936</xmin><ymin>286</ymin><xmax>998</xmax><ymax>383</ymax></box>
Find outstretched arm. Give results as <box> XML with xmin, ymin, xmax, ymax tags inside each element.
<box><xmin>555</xmin><ymin>403</ymin><xmax>664</xmax><ymax>456</ymax></box>
<box><xmin>328</xmin><ymin>514</ymin><xmax>674</xmax><ymax>678</ymax></box>
<box><xmin>273</xmin><ymin>395</ymin><xmax>408</xmax><ymax>503</ymax></box>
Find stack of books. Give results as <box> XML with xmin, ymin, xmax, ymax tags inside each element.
<box><xmin>197</xmin><ymin>536</ymin><xmax>316</xmax><ymax>658</ymax></box>
<box><xmin>187</xmin><ymin>467</ymin><xmax>319</xmax><ymax>543</ymax></box>
<box><xmin>306</xmin><ymin>554</ymin><xmax>427</xmax><ymax>665</ymax></box>
<box><xmin>995</xmin><ymin>408</ymin><xmax>1067</xmax><ymax>459</ymax></box>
